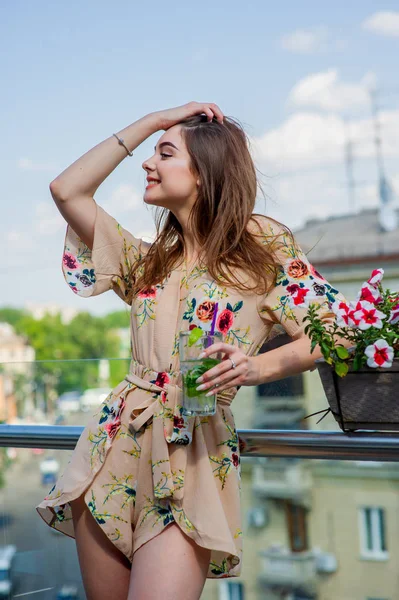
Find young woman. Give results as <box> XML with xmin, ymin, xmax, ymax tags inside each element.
<box><xmin>36</xmin><ymin>102</ymin><xmax>341</xmax><ymax>600</ymax></box>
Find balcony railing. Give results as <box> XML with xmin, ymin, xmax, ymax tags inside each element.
<box><xmin>0</xmin><ymin>425</ymin><xmax>398</xmax><ymax>460</ymax></box>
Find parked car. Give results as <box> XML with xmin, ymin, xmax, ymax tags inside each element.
<box><xmin>56</xmin><ymin>585</ymin><xmax>79</xmax><ymax>600</ymax></box>
<box><xmin>40</xmin><ymin>456</ymin><xmax>60</xmax><ymax>486</ymax></box>
<box><xmin>0</xmin><ymin>545</ymin><xmax>16</xmax><ymax>598</ymax></box>
<box><xmin>80</xmin><ymin>388</ymin><xmax>110</xmax><ymax>412</ymax></box>
<box><xmin>57</xmin><ymin>391</ymin><xmax>82</xmax><ymax>413</ymax></box>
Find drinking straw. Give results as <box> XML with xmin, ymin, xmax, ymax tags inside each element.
<box><xmin>210</xmin><ymin>302</ymin><xmax>218</xmax><ymax>335</ymax></box>
<box><xmin>205</xmin><ymin>302</ymin><xmax>218</xmax><ymax>348</ymax></box>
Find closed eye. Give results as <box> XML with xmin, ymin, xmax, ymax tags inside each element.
<box><xmin>160</xmin><ymin>153</ymin><xmax>172</xmax><ymax>159</ymax></box>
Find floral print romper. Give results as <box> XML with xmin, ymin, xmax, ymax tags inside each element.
<box><xmin>36</xmin><ymin>202</ymin><xmax>340</xmax><ymax>578</ymax></box>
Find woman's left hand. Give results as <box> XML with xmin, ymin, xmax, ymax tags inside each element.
<box><xmin>195</xmin><ymin>342</ymin><xmax>260</xmax><ymax>396</ymax></box>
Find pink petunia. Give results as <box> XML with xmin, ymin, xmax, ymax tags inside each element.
<box><xmin>353</xmin><ymin>301</ymin><xmax>386</xmax><ymax>330</ymax></box>
<box><xmin>357</xmin><ymin>282</ymin><xmax>382</xmax><ymax>305</ymax></box>
<box><xmin>388</xmin><ymin>303</ymin><xmax>399</xmax><ymax>325</ymax></box>
<box><xmin>367</xmin><ymin>268</ymin><xmax>384</xmax><ymax>288</ymax></box>
<box><xmin>331</xmin><ymin>301</ymin><xmax>351</xmax><ymax>327</ymax></box>
<box><xmin>331</xmin><ymin>300</ymin><xmax>361</xmax><ymax>327</ymax></box>
<box><xmin>364</xmin><ymin>339</ymin><xmax>394</xmax><ymax>368</ymax></box>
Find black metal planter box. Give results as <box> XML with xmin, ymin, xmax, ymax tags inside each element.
<box><xmin>315</xmin><ymin>358</ymin><xmax>399</xmax><ymax>432</ymax></box>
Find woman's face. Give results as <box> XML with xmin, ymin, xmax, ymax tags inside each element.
<box><xmin>142</xmin><ymin>125</ymin><xmax>199</xmax><ymax>212</ymax></box>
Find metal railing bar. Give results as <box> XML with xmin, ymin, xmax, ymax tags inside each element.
<box><xmin>1</xmin><ymin>425</ymin><xmax>399</xmax><ymax>461</ymax></box>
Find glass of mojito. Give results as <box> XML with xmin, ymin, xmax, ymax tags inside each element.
<box><xmin>179</xmin><ymin>329</ymin><xmax>224</xmax><ymax>417</ymax></box>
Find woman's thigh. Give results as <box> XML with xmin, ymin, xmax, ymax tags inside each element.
<box><xmin>70</xmin><ymin>494</ymin><xmax>131</xmax><ymax>600</ymax></box>
<box><xmin>128</xmin><ymin>522</ymin><xmax>211</xmax><ymax>600</ymax></box>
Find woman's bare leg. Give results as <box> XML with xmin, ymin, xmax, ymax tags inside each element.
<box><xmin>128</xmin><ymin>522</ymin><xmax>211</xmax><ymax>600</ymax></box>
<box><xmin>70</xmin><ymin>494</ymin><xmax>131</xmax><ymax>600</ymax></box>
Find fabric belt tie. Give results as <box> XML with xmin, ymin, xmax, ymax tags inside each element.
<box><xmin>118</xmin><ymin>364</ymin><xmax>235</xmax><ymax>502</ymax></box>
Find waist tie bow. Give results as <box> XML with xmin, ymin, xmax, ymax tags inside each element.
<box><xmin>120</xmin><ymin>362</ymin><xmax>236</xmax><ymax>502</ymax></box>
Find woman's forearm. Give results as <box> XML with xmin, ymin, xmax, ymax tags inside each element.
<box><xmin>252</xmin><ymin>335</ymin><xmax>323</xmax><ymax>385</ymax></box>
<box><xmin>50</xmin><ymin>113</ymin><xmax>161</xmax><ymax>200</ymax></box>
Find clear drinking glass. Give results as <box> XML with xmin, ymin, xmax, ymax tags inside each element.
<box><xmin>179</xmin><ymin>330</ymin><xmax>224</xmax><ymax>417</ymax></box>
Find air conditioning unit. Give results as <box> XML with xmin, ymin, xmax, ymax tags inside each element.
<box><xmin>315</xmin><ymin>552</ymin><xmax>338</xmax><ymax>573</ymax></box>
<box><xmin>247</xmin><ymin>506</ymin><xmax>268</xmax><ymax>529</ymax></box>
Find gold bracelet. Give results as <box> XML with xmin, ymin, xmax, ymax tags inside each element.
<box><xmin>112</xmin><ymin>133</ymin><xmax>133</xmax><ymax>157</ymax></box>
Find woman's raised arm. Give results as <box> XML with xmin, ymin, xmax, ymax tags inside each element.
<box><xmin>49</xmin><ymin>113</ymin><xmax>161</xmax><ymax>249</ymax></box>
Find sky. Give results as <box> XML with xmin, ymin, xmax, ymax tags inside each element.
<box><xmin>1</xmin><ymin>0</ymin><xmax>399</xmax><ymax>316</ymax></box>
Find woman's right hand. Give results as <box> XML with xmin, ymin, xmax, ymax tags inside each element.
<box><xmin>151</xmin><ymin>102</ymin><xmax>224</xmax><ymax>131</ymax></box>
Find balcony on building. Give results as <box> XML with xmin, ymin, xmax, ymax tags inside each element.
<box><xmin>258</xmin><ymin>547</ymin><xmax>337</xmax><ymax>595</ymax></box>
<box><xmin>252</xmin><ymin>458</ymin><xmax>312</xmax><ymax>505</ymax></box>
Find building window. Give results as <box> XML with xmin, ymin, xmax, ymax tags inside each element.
<box><xmin>285</xmin><ymin>501</ymin><xmax>308</xmax><ymax>552</ymax></box>
<box><xmin>218</xmin><ymin>581</ymin><xmax>245</xmax><ymax>600</ymax></box>
<box><xmin>359</xmin><ymin>507</ymin><xmax>388</xmax><ymax>559</ymax></box>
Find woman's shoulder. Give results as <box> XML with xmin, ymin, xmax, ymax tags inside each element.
<box><xmin>247</xmin><ymin>213</ymin><xmax>293</xmax><ymax>242</ymax></box>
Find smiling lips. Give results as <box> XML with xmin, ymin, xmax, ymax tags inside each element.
<box><xmin>146</xmin><ymin>178</ymin><xmax>161</xmax><ymax>188</ymax></box>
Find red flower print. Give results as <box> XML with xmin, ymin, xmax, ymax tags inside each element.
<box><xmin>138</xmin><ymin>286</ymin><xmax>157</xmax><ymax>299</ymax></box>
<box><xmin>217</xmin><ymin>309</ymin><xmax>234</xmax><ymax>334</ymax></box>
<box><xmin>189</xmin><ymin>324</ymin><xmax>198</xmax><ymax>330</ymax></box>
<box><xmin>287</xmin><ymin>259</ymin><xmax>309</xmax><ymax>279</ymax></box>
<box><xmin>287</xmin><ymin>284</ymin><xmax>309</xmax><ymax>306</ymax></box>
<box><xmin>232</xmin><ymin>453</ymin><xmax>239</xmax><ymax>468</ymax></box>
<box><xmin>155</xmin><ymin>372</ymin><xmax>170</xmax><ymax>388</ymax></box>
<box><xmin>63</xmin><ymin>252</ymin><xmax>79</xmax><ymax>270</ymax></box>
<box><xmin>173</xmin><ymin>415</ymin><xmax>186</xmax><ymax>429</ymax></box>
<box><xmin>161</xmin><ymin>391</ymin><xmax>167</xmax><ymax>404</ymax></box>
<box><xmin>196</xmin><ymin>301</ymin><xmax>216</xmax><ymax>322</ymax></box>
<box><xmin>309</xmin><ymin>264</ymin><xmax>325</xmax><ymax>280</ymax></box>
<box><xmin>105</xmin><ymin>419</ymin><xmax>121</xmax><ymax>438</ymax></box>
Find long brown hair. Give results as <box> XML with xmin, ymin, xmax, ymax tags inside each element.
<box><xmin>129</xmin><ymin>114</ymin><xmax>292</xmax><ymax>299</ymax></box>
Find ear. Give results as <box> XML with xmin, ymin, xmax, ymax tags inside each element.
<box><xmin>196</xmin><ymin>178</ymin><xmax>200</xmax><ymax>187</ymax></box>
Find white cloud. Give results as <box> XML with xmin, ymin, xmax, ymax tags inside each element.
<box><xmin>249</xmin><ymin>70</ymin><xmax>399</xmax><ymax>229</ymax></box>
<box><xmin>5</xmin><ymin>230</ymin><xmax>35</xmax><ymax>251</ymax></box>
<box><xmin>279</xmin><ymin>27</ymin><xmax>346</xmax><ymax>54</ymax></box>
<box><xmin>280</xmin><ymin>28</ymin><xmax>327</xmax><ymax>54</ymax></box>
<box><xmin>34</xmin><ymin>202</ymin><xmax>64</xmax><ymax>235</ymax></box>
<box><xmin>362</xmin><ymin>11</ymin><xmax>399</xmax><ymax>37</ymax></box>
<box><xmin>251</xmin><ymin>106</ymin><xmax>399</xmax><ymax>172</ymax></box>
<box><xmin>18</xmin><ymin>158</ymin><xmax>58</xmax><ymax>172</ymax></box>
<box><xmin>102</xmin><ymin>183</ymin><xmax>142</xmax><ymax>213</ymax></box>
<box><xmin>288</xmin><ymin>69</ymin><xmax>373</xmax><ymax>112</ymax></box>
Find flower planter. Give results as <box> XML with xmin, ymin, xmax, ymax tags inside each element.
<box><xmin>315</xmin><ymin>358</ymin><xmax>399</xmax><ymax>432</ymax></box>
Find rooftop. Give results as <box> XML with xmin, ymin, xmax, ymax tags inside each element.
<box><xmin>294</xmin><ymin>207</ymin><xmax>399</xmax><ymax>265</ymax></box>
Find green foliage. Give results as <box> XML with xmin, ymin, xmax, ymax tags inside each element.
<box><xmin>0</xmin><ymin>307</ymin><xmax>131</xmax><ymax>395</ymax></box>
<box><xmin>303</xmin><ymin>281</ymin><xmax>399</xmax><ymax>378</ymax></box>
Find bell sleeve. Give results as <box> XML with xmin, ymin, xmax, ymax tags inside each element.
<box><xmin>61</xmin><ymin>201</ymin><xmax>147</xmax><ymax>304</ymax></box>
<box><xmin>257</xmin><ymin>219</ymin><xmax>344</xmax><ymax>339</ymax></box>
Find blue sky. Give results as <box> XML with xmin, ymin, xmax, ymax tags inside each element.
<box><xmin>1</xmin><ymin>1</ymin><xmax>399</xmax><ymax>315</ymax></box>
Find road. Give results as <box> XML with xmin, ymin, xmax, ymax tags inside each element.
<box><xmin>0</xmin><ymin>411</ymin><xmax>87</xmax><ymax>599</ymax></box>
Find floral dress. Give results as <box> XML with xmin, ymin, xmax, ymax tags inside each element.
<box><xmin>36</xmin><ymin>202</ymin><xmax>340</xmax><ymax>578</ymax></box>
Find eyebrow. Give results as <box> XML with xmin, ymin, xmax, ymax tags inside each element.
<box><xmin>154</xmin><ymin>141</ymin><xmax>179</xmax><ymax>152</ymax></box>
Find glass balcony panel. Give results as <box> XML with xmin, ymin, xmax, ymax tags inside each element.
<box><xmin>0</xmin><ymin>447</ymin><xmax>84</xmax><ymax>599</ymax></box>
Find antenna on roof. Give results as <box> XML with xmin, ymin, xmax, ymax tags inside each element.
<box><xmin>369</xmin><ymin>87</ymin><xmax>398</xmax><ymax>232</ymax></box>
<box><xmin>343</xmin><ymin>119</ymin><xmax>356</xmax><ymax>212</ymax></box>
